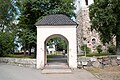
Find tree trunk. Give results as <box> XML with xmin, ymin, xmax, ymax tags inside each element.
<box><xmin>34</xmin><ymin>44</ymin><xmax>37</xmax><ymax>58</ymax></box>
<box><xmin>28</xmin><ymin>46</ymin><xmax>31</xmax><ymax>55</ymax></box>
<box><xmin>116</xmin><ymin>35</ymin><xmax>120</xmax><ymax>55</ymax></box>
<box><xmin>24</xmin><ymin>48</ymin><xmax>26</xmax><ymax>55</ymax></box>
<box><xmin>23</xmin><ymin>44</ymin><xmax>26</xmax><ymax>55</ymax></box>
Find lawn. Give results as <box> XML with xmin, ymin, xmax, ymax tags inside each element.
<box><xmin>78</xmin><ymin>53</ymin><xmax>112</xmax><ymax>57</ymax></box>
<box><xmin>1</xmin><ymin>53</ymin><xmax>63</xmax><ymax>59</ymax></box>
<box><xmin>2</xmin><ymin>54</ymin><xmax>35</xmax><ymax>58</ymax></box>
<box><xmin>86</xmin><ymin>66</ymin><xmax>120</xmax><ymax>80</ymax></box>
<box><xmin>47</xmin><ymin>54</ymin><xmax>63</xmax><ymax>58</ymax></box>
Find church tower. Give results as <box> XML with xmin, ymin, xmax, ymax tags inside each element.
<box><xmin>75</xmin><ymin>0</ymin><xmax>101</xmax><ymax>54</ymax></box>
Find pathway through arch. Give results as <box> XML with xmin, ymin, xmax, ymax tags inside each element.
<box><xmin>42</xmin><ymin>54</ymin><xmax>72</xmax><ymax>74</ymax></box>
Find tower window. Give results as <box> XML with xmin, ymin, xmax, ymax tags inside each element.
<box><xmin>92</xmin><ymin>38</ymin><xmax>95</xmax><ymax>41</ymax></box>
<box><xmin>83</xmin><ymin>37</ymin><xmax>86</xmax><ymax>41</ymax></box>
<box><xmin>85</xmin><ymin>0</ymin><xmax>88</xmax><ymax>5</ymax></box>
<box><xmin>92</xmin><ymin>38</ymin><xmax>96</xmax><ymax>44</ymax></box>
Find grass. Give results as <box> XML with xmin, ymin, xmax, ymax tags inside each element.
<box><xmin>1</xmin><ymin>53</ymin><xmax>62</xmax><ymax>59</ymax></box>
<box><xmin>2</xmin><ymin>54</ymin><xmax>35</xmax><ymax>59</ymax></box>
<box><xmin>47</xmin><ymin>54</ymin><xmax>62</xmax><ymax>58</ymax></box>
<box><xmin>86</xmin><ymin>67</ymin><xmax>104</xmax><ymax>73</ymax></box>
<box><xmin>86</xmin><ymin>66</ymin><xmax>120</xmax><ymax>80</ymax></box>
<box><xmin>78</xmin><ymin>53</ymin><xmax>112</xmax><ymax>57</ymax></box>
<box><xmin>86</xmin><ymin>66</ymin><xmax>120</xmax><ymax>74</ymax></box>
<box><xmin>1</xmin><ymin>52</ymin><xmax>113</xmax><ymax>59</ymax></box>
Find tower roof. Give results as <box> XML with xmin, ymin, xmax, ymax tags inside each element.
<box><xmin>35</xmin><ymin>14</ymin><xmax>77</xmax><ymax>26</ymax></box>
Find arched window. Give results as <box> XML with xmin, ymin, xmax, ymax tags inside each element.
<box><xmin>92</xmin><ymin>38</ymin><xmax>96</xmax><ymax>44</ymax></box>
<box><xmin>85</xmin><ymin>0</ymin><xmax>88</xmax><ymax>5</ymax></box>
<box><xmin>83</xmin><ymin>37</ymin><xmax>86</xmax><ymax>41</ymax></box>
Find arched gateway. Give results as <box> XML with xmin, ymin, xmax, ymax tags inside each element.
<box><xmin>35</xmin><ymin>14</ymin><xmax>77</xmax><ymax>69</ymax></box>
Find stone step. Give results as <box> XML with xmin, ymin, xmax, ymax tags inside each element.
<box><xmin>41</xmin><ymin>64</ymin><xmax>72</xmax><ymax>74</ymax></box>
<box><xmin>45</xmin><ymin>64</ymin><xmax>69</xmax><ymax>69</ymax></box>
<box><xmin>41</xmin><ymin>68</ymin><xmax>72</xmax><ymax>74</ymax></box>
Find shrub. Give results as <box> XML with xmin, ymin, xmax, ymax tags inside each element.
<box><xmin>0</xmin><ymin>32</ymin><xmax>14</xmax><ymax>57</ymax></box>
<box><xmin>80</xmin><ymin>44</ymin><xmax>91</xmax><ymax>54</ymax></box>
<box><xmin>96</xmin><ymin>45</ymin><xmax>102</xmax><ymax>54</ymax></box>
<box><xmin>107</xmin><ymin>45</ymin><xmax>116</xmax><ymax>54</ymax></box>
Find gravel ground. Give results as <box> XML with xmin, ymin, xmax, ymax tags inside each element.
<box><xmin>0</xmin><ymin>63</ymin><xmax>99</xmax><ymax>80</ymax></box>
<box><xmin>86</xmin><ymin>66</ymin><xmax>120</xmax><ymax>80</ymax></box>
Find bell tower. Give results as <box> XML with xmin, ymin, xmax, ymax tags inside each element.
<box><xmin>75</xmin><ymin>0</ymin><xmax>101</xmax><ymax>54</ymax></box>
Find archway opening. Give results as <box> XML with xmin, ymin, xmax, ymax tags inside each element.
<box><xmin>44</xmin><ymin>34</ymin><xmax>69</xmax><ymax>65</ymax></box>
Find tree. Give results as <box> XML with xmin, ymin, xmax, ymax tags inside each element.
<box><xmin>0</xmin><ymin>0</ymin><xmax>18</xmax><ymax>56</ymax></box>
<box><xmin>0</xmin><ymin>0</ymin><xmax>17</xmax><ymax>32</ymax></box>
<box><xmin>17</xmin><ymin>0</ymin><xmax>75</xmax><ymax>56</ymax></box>
<box><xmin>89</xmin><ymin>0</ymin><xmax>120</xmax><ymax>54</ymax></box>
<box><xmin>47</xmin><ymin>37</ymin><xmax>67</xmax><ymax>51</ymax></box>
<box><xmin>0</xmin><ymin>32</ymin><xmax>14</xmax><ymax>56</ymax></box>
<box><xmin>18</xmin><ymin>28</ymin><xmax>36</xmax><ymax>55</ymax></box>
<box><xmin>17</xmin><ymin>0</ymin><xmax>75</xmax><ymax>31</ymax></box>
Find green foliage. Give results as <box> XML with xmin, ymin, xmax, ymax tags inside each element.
<box><xmin>47</xmin><ymin>37</ymin><xmax>67</xmax><ymax>51</ymax></box>
<box><xmin>107</xmin><ymin>45</ymin><xmax>116</xmax><ymax>54</ymax></box>
<box><xmin>17</xmin><ymin>0</ymin><xmax>75</xmax><ymax>55</ymax></box>
<box><xmin>0</xmin><ymin>0</ymin><xmax>18</xmax><ymax>32</ymax></box>
<box><xmin>0</xmin><ymin>0</ymin><xmax>19</xmax><ymax>56</ymax></box>
<box><xmin>56</xmin><ymin>38</ymin><xmax>67</xmax><ymax>51</ymax></box>
<box><xmin>89</xmin><ymin>0</ymin><xmax>120</xmax><ymax>54</ymax></box>
<box><xmin>96</xmin><ymin>45</ymin><xmax>102</xmax><ymax>54</ymax></box>
<box><xmin>80</xmin><ymin>44</ymin><xmax>91</xmax><ymax>54</ymax></box>
<box><xmin>18</xmin><ymin>29</ymin><xmax>36</xmax><ymax>54</ymax></box>
<box><xmin>79</xmin><ymin>53</ymin><xmax>110</xmax><ymax>57</ymax></box>
<box><xmin>3</xmin><ymin>54</ymin><xmax>34</xmax><ymax>58</ymax></box>
<box><xmin>17</xmin><ymin>0</ymin><xmax>75</xmax><ymax>32</ymax></box>
<box><xmin>0</xmin><ymin>32</ymin><xmax>14</xmax><ymax>56</ymax></box>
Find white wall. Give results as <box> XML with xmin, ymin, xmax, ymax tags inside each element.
<box><xmin>74</xmin><ymin>0</ymin><xmax>94</xmax><ymax>14</ymax></box>
<box><xmin>36</xmin><ymin>25</ymin><xmax>77</xmax><ymax>69</ymax></box>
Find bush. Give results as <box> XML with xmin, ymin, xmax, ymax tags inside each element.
<box><xmin>108</xmin><ymin>45</ymin><xmax>116</xmax><ymax>54</ymax></box>
<box><xmin>0</xmin><ymin>32</ymin><xmax>14</xmax><ymax>57</ymax></box>
<box><xmin>80</xmin><ymin>44</ymin><xmax>91</xmax><ymax>54</ymax></box>
<box><xmin>96</xmin><ymin>45</ymin><xmax>102</xmax><ymax>54</ymax></box>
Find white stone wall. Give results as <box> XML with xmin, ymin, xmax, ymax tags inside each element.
<box><xmin>36</xmin><ymin>25</ymin><xmax>77</xmax><ymax>69</ymax></box>
<box><xmin>0</xmin><ymin>57</ymin><xmax>36</xmax><ymax>68</ymax></box>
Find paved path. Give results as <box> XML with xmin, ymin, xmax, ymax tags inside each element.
<box><xmin>47</xmin><ymin>54</ymin><xmax>67</xmax><ymax>64</ymax></box>
<box><xmin>42</xmin><ymin>63</ymin><xmax>72</xmax><ymax>73</ymax></box>
<box><xmin>0</xmin><ymin>63</ymin><xmax>99</xmax><ymax>80</ymax></box>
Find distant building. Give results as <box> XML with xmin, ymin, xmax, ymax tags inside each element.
<box><xmin>47</xmin><ymin>44</ymin><xmax>56</xmax><ymax>54</ymax></box>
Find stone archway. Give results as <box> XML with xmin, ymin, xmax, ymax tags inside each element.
<box><xmin>35</xmin><ymin>14</ymin><xmax>77</xmax><ymax>69</ymax></box>
<box><xmin>44</xmin><ymin>34</ymin><xmax>69</xmax><ymax>65</ymax></box>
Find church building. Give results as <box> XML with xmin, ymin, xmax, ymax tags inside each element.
<box><xmin>75</xmin><ymin>0</ymin><xmax>103</xmax><ymax>54</ymax></box>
